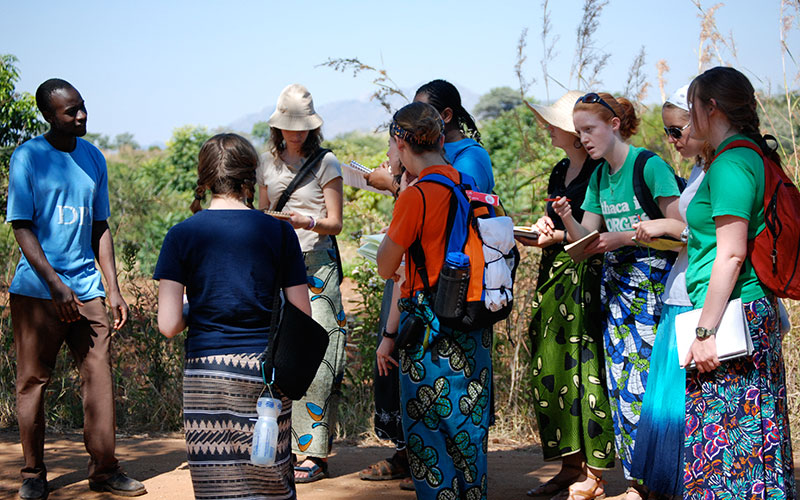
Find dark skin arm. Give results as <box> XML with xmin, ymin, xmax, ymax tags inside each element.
<box><xmin>12</xmin><ymin>220</ymin><xmax>84</xmax><ymax>322</ymax></box>
<box><xmin>92</xmin><ymin>220</ymin><xmax>128</xmax><ymax>330</ymax></box>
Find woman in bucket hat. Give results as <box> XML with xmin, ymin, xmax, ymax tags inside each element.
<box><xmin>517</xmin><ymin>91</ymin><xmax>615</xmax><ymax>499</ymax></box>
<box><xmin>256</xmin><ymin>84</ymin><xmax>346</xmax><ymax>483</ymax></box>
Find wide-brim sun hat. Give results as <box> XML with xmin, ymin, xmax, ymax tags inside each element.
<box><xmin>268</xmin><ymin>83</ymin><xmax>324</xmax><ymax>131</ymax></box>
<box><xmin>525</xmin><ymin>90</ymin><xmax>584</xmax><ymax>135</ymax></box>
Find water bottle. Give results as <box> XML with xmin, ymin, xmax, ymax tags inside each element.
<box><xmin>251</xmin><ymin>396</ymin><xmax>281</xmax><ymax>465</ymax></box>
<box><xmin>434</xmin><ymin>252</ymin><xmax>470</xmax><ymax>319</ymax></box>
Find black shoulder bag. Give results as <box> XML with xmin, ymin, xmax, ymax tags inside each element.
<box><xmin>259</xmin><ymin>222</ymin><xmax>329</xmax><ymax>401</ymax></box>
<box><xmin>273</xmin><ymin>148</ymin><xmax>344</xmax><ymax>284</ymax></box>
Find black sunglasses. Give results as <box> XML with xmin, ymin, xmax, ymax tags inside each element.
<box><xmin>663</xmin><ymin>123</ymin><xmax>690</xmax><ymax>140</ymax></box>
<box><xmin>576</xmin><ymin>92</ymin><xmax>618</xmax><ymax>118</ymax></box>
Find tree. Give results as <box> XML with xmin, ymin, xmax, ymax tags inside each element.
<box><xmin>84</xmin><ymin>132</ymin><xmax>112</xmax><ymax>149</ymax></box>
<box><xmin>113</xmin><ymin>132</ymin><xmax>139</xmax><ymax>151</ymax></box>
<box><xmin>251</xmin><ymin>121</ymin><xmax>271</xmax><ymax>144</ymax></box>
<box><xmin>473</xmin><ymin>87</ymin><xmax>524</xmax><ymax>121</ymax></box>
<box><xmin>1</xmin><ymin>54</ymin><xmax>46</xmax><ymax>217</ymax></box>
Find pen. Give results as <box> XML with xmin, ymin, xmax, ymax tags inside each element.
<box><xmin>545</xmin><ymin>197</ymin><xmax>571</xmax><ymax>202</ymax></box>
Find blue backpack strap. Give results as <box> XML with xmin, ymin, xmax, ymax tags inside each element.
<box><xmin>417</xmin><ymin>172</ymin><xmax>471</xmax><ymax>253</ymax></box>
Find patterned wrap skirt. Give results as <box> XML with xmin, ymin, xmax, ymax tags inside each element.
<box><xmin>601</xmin><ymin>245</ymin><xmax>673</xmax><ymax>479</ymax></box>
<box><xmin>398</xmin><ymin>296</ymin><xmax>492</xmax><ymax>500</ymax></box>
<box><xmin>291</xmin><ymin>248</ymin><xmax>347</xmax><ymax>458</ymax></box>
<box><xmin>183</xmin><ymin>352</ymin><xmax>295</xmax><ymax>500</ymax></box>
<box><xmin>684</xmin><ymin>296</ymin><xmax>796</xmax><ymax>499</ymax></box>
<box><xmin>630</xmin><ymin>303</ymin><xmax>692</xmax><ymax>496</ymax></box>
<box><xmin>528</xmin><ymin>246</ymin><xmax>616</xmax><ymax>469</ymax></box>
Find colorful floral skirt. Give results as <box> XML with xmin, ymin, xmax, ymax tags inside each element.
<box><xmin>630</xmin><ymin>303</ymin><xmax>692</xmax><ymax>496</ymax></box>
<box><xmin>398</xmin><ymin>300</ymin><xmax>492</xmax><ymax>500</ymax></box>
<box><xmin>529</xmin><ymin>246</ymin><xmax>615</xmax><ymax>469</ymax></box>
<box><xmin>183</xmin><ymin>353</ymin><xmax>295</xmax><ymax>500</ymax></box>
<box><xmin>601</xmin><ymin>246</ymin><xmax>673</xmax><ymax>479</ymax></box>
<box><xmin>291</xmin><ymin>249</ymin><xmax>347</xmax><ymax>458</ymax></box>
<box><xmin>684</xmin><ymin>296</ymin><xmax>795</xmax><ymax>499</ymax></box>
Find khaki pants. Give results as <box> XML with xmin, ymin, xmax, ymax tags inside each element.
<box><xmin>11</xmin><ymin>294</ymin><xmax>119</xmax><ymax>481</ymax></box>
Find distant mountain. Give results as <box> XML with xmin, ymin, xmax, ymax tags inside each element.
<box><xmin>228</xmin><ymin>83</ymin><xmax>480</xmax><ymax>138</ymax></box>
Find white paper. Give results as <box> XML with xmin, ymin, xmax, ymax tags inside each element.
<box><xmin>341</xmin><ymin>163</ymin><xmax>392</xmax><ymax>196</ymax></box>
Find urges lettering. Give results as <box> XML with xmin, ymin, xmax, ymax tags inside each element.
<box><xmin>57</xmin><ymin>205</ymin><xmax>91</xmax><ymax>226</ymax></box>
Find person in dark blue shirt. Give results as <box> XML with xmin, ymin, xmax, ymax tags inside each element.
<box><xmin>154</xmin><ymin>133</ymin><xmax>309</xmax><ymax>499</ymax></box>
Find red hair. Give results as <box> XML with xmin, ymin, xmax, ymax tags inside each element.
<box><xmin>574</xmin><ymin>92</ymin><xmax>640</xmax><ymax>140</ymax></box>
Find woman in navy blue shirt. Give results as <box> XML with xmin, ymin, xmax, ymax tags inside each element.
<box><xmin>155</xmin><ymin>133</ymin><xmax>310</xmax><ymax>500</ymax></box>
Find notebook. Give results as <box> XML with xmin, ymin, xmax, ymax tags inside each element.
<box><xmin>513</xmin><ymin>226</ymin><xmax>540</xmax><ymax>239</ymax></box>
<box><xmin>564</xmin><ymin>230</ymin><xmax>599</xmax><ymax>262</ymax></box>
<box><xmin>631</xmin><ymin>235</ymin><xmax>683</xmax><ymax>251</ymax></box>
<box><xmin>675</xmin><ymin>297</ymin><xmax>753</xmax><ymax>369</ymax></box>
<box><xmin>341</xmin><ymin>161</ymin><xmax>393</xmax><ymax>196</ymax></box>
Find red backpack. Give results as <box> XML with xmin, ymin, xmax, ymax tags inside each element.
<box><xmin>712</xmin><ymin>138</ymin><xmax>800</xmax><ymax>299</ymax></box>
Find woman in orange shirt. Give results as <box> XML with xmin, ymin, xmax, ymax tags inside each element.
<box><xmin>377</xmin><ymin>102</ymin><xmax>492</xmax><ymax>500</ymax></box>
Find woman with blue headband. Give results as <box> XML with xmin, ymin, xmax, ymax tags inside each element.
<box><xmin>377</xmin><ymin>101</ymin><xmax>493</xmax><ymax>500</ymax></box>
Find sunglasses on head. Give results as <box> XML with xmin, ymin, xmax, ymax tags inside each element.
<box><xmin>663</xmin><ymin>123</ymin><xmax>690</xmax><ymax>140</ymax></box>
<box><xmin>576</xmin><ymin>92</ymin><xmax>618</xmax><ymax>118</ymax></box>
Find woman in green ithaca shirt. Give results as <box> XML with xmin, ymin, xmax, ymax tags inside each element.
<box><xmin>681</xmin><ymin>67</ymin><xmax>794</xmax><ymax>499</ymax></box>
<box><xmin>553</xmin><ymin>92</ymin><xmax>681</xmax><ymax>500</ymax></box>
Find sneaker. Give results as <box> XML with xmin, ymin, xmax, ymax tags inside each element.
<box><xmin>19</xmin><ymin>478</ymin><xmax>48</xmax><ymax>499</ymax></box>
<box><xmin>88</xmin><ymin>471</ymin><xmax>146</xmax><ymax>497</ymax></box>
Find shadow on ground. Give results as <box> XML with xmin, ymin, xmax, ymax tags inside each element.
<box><xmin>1</xmin><ymin>431</ymin><xmax>797</xmax><ymax>500</ymax></box>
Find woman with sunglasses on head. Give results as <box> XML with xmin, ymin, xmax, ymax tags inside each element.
<box><xmin>681</xmin><ymin>67</ymin><xmax>794</xmax><ymax>499</ymax></box>
<box><xmin>256</xmin><ymin>84</ymin><xmax>346</xmax><ymax>483</ymax></box>
<box><xmin>628</xmin><ymin>85</ymin><xmax>709</xmax><ymax>499</ymax></box>
<box><xmin>518</xmin><ymin>91</ymin><xmax>615</xmax><ymax>500</ymax></box>
<box><xmin>376</xmin><ymin>101</ymin><xmax>493</xmax><ymax>500</ymax></box>
<box><xmin>155</xmin><ymin>133</ymin><xmax>310</xmax><ymax>499</ymax></box>
<box><xmin>552</xmin><ymin>92</ymin><xmax>682</xmax><ymax>500</ymax></box>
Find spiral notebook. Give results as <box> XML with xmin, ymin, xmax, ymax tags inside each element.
<box><xmin>675</xmin><ymin>297</ymin><xmax>753</xmax><ymax>369</ymax></box>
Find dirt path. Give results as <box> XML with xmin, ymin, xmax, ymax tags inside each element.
<box><xmin>1</xmin><ymin>432</ymin><xmax>797</xmax><ymax>499</ymax></box>
<box><xmin>0</xmin><ymin>432</ymin><xmax>619</xmax><ymax>499</ymax></box>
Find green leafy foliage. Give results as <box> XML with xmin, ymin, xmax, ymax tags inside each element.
<box><xmin>473</xmin><ymin>86</ymin><xmax>523</xmax><ymax>120</ymax></box>
<box><xmin>0</xmin><ymin>54</ymin><xmax>46</xmax><ymax>217</ymax></box>
<box><xmin>480</xmin><ymin>105</ymin><xmax>559</xmax><ymax>220</ymax></box>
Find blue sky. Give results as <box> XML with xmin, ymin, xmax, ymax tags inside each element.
<box><xmin>3</xmin><ymin>0</ymin><xmax>796</xmax><ymax>146</ymax></box>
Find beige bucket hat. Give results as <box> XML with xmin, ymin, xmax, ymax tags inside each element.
<box><xmin>525</xmin><ymin>90</ymin><xmax>583</xmax><ymax>135</ymax></box>
<box><xmin>268</xmin><ymin>83</ymin><xmax>324</xmax><ymax>131</ymax></box>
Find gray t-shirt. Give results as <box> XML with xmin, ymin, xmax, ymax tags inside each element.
<box><xmin>256</xmin><ymin>150</ymin><xmax>342</xmax><ymax>252</ymax></box>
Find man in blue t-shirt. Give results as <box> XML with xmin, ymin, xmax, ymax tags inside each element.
<box><xmin>6</xmin><ymin>79</ymin><xmax>145</xmax><ymax>499</ymax></box>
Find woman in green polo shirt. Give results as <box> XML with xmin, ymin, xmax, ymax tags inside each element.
<box><xmin>681</xmin><ymin>67</ymin><xmax>794</xmax><ymax>499</ymax></box>
<box><xmin>553</xmin><ymin>92</ymin><xmax>681</xmax><ymax>500</ymax></box>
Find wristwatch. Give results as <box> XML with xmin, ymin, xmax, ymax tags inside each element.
<box><xmin>695</xmin><ymin>326</ymin><xmax>717</xmax><ymax>339</ymax></box>
<box><xmin>680</xmin><ymin>226</ymin><xmax>690</xmax><ymax>244</ymax></box>
<box><xmin>382</xmin><ymin>328</ymin><xmax>398</xmax><ymax>339</ymax></box>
